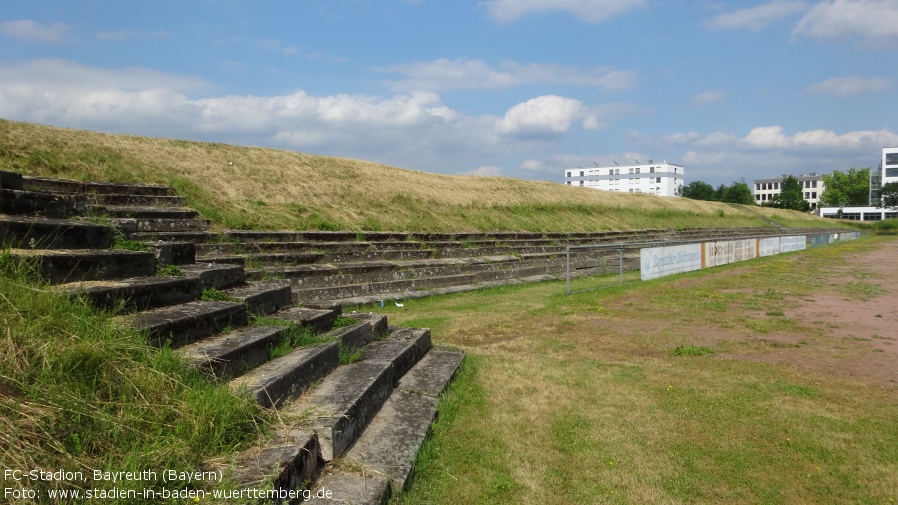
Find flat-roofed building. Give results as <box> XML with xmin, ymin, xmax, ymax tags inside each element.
<box><xmin>753</xmin><ymin>173</ymin><xmax>825</xmax><ymax>209</ymax></box>
<box><xmin>564</xmin><ymin>161</ymin><xmax>684</xmax><ymax>197</ymax></box>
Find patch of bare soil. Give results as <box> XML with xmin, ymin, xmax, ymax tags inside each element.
<box><xmin>778</xmin><ymin>240</ymin><xmax>898</xmax><ymax>390</ymax></box>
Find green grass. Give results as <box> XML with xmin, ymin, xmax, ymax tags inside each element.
<box><xmin>673</xmin><ymin>344</ymin><xmax>715</xmax><ymax>356</ymax></box>
<box><xmin>0</xmin><ymin>250</ymin><xmax>266</xmax><ymax>502</ymax></box>
<box><xmin>381</xmin><ymin>237</ymin><xmax>898</xmax><ymax>505</ymax></box>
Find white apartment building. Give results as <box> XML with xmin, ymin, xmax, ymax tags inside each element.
<box><xmin>564</xmin><ymin>161</ymin><xmax>684</xmax><ymax>197</ymax></box>
<box><xmin>753</xmin><ymin>173</ymin><xmax>825</xmax><ymax>209</ymax></box>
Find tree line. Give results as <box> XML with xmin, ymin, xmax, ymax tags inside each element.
<box><xmin>677</xmin><ymin>168</ymin><xmax>898</xmax><ymax>211</ymax></box>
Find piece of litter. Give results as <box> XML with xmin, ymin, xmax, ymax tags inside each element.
<box><xmin>395</xmin><ymin>302</ymin><xmax>404</xmax><ymax>307</ymax></box>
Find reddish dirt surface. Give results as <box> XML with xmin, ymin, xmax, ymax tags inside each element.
<box><xmin>722</xmin><ymin>239</ymin><xmax>898</xmax><ymax>391</ymax></box>
<box><xmin>780</xmin><ymin>239</ymin><xmax>898</xmax><ymax>390</ymax></box>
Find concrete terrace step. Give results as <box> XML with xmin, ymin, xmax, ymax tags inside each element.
<box><xmin>8</xmin><ymin>248</ymin><xmax>156</xmax><ymax>285</ymax></box>
<box><xmin>333</xmin><ymin>349</ymin><xmax>465</xmax><ymax>498</ymax></box>
<box><xmin>0</xmin><ymin>188</ymin><xmax>86</xmax><ymax>219</ymax></box>
<box><xmin>131</xmin><ymin>231</ymin><xmax>218</xmax><ymax>243</ymax></box>
<box><xmin>89</xmin><ymin>194</ymin><xmax>188</xmax><ymax>207</ymax></box>
<box><xmin>57</xmin><ymin>275</ymin><xmax>201</xmax><ymax>311</ymax></box>
<box><xmin>280</xmin><ymin>360</ymin><xmax>395</xmax><ymax>462</ymax></box>
<box><xmin>327</xmin><ymin>273</ymin><xmax>558</xmax><ymax>307</ymax></box>
<box><xmin>88</xmin><ymin>205</ymin><xmax>199</xmax><ymax>219</ymax></box>
<box><xmin>224</xmin><ymin>279</ymin><xmax>292</xmax><ymax>316</ymax></box>
<box><xmin>179</xmin><ymin>263</ymin><xmax>246</xmax><ymax>290</ymax></box>
<box><xmin>21</xmin><ymin>175</ymin><xmax>172</xmax><ymax>196</ymax></box>
<box><xmin>194</xmin><ymin>254</ymin><xmax>247</xmax><ymax>266</ymax></box>
<box><xmin>267</xmin><ymin>306</ymin><xmax>342</xmax><ymax>333</ymax></box>
<box><xmin>111</xmin><ymin>217</ymin><xmax>210</xmax><ymax>233</ymax></box>
<box><xmin>180</xmin><ymin>325</ymin><xmax>290</xmax><ymax>380</ymax></box>
<box><xmin>0</xmin><ymin>214</ymin><xmax>116</xmax><ymax>249</ymax></box>
<box><xmin>131</xmin><ymin>300</ymin><xmax>248</xmax><ymax>347</ymax></box>
<box><xmin>231</xmin><ymin>342</ymin><xmax>340</xmax><ymax>408</ymax></box>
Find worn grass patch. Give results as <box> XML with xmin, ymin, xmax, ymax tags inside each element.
<box><xmin>387</xmin><ymin>237</ymin><xmax>898</xmax><ymax>505</ymax></box>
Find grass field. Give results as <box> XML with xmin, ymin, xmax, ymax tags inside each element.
<box><xmin>361</xmin><ymin>236</ymin><xmax>898</xmax><ymax>504</ymax></box>
<box><xmin>1</xmin><ymin>119</ymin><xmax>843</xmax><ymax>232</ymax></box>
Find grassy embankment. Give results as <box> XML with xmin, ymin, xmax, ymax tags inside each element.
<box><xmin>371</xmin><ymin>236</ymin><xmax>898</xmax><ymax>504</ymax></box>
<box><xmin>1</xmin><ymin>119</ymin><xmax>842</xmax><ymax>233</ymax></box>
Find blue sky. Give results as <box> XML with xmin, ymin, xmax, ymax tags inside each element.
<box><xmin>1</xmin><ymin>0</ymin><xmax>897</xmax><ymax>187</ymax></box>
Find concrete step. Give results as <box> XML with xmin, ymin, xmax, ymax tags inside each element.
<box><xmin>326</xmin><ymin>273</ymin><xmax>558</xmax><ymax>307</ymax></box>
<box><xmin>149</xmin><ymin>241</ymin><xmax>196</xmax><ymax>266</ymax></box>
<box><xmin>289</xmin><ymin>267</ymin><xmax>557</xmax><ymax>305</ymax></box>
<box><xmin>111</xmin><ymin>217</ymin><xmax>210</xmax><ymax>233</ymax></box>
<box><xmin>338</xmin><ymin>349</ymin><xmax>465</xmax><ymax>496</ymax></box>
<box><xmin>131</xmin><ymin>231</ymin><xmax>218</xmax><ymax>243</ymax></box>
<box><xmin>0</xmin><ymin>214</ymin><xmax>116</xmax><ymax>249</ymax></box>
<box><xmin>0</xmin><ymin>170</ymin><xmax>23</xmax><ymax>190</ymax></box>
<box><xmin>57</xmin><ymin>275</ymin><xmax>202</xmax><ymax>311</ymax></box>
<box><xmin>0</xmin><ymin>188</ymin><xmax>86</xmax><ymax>219</ymax></box>
<box><xmin>178</xmin><ymin>263</ymin><xmax>245</xmax><ymax>290</ymax></box>
<box><xmin>7</xmin><ymin>248</ymin><xmax>156</xmax><ymax>285</ymax></box>
<box><xmin>306</xmin><ymin>349</ymin><xmax>464</xmax><ymax>504</ymax></box>
<box><xmin>195</xmin><ymin>254</ymin><xmax>247</xmax><ymax>266</ymax></box>
<box><xmin>131</xmin><ymin>300</ymin><xmax>248</xmax><ymax>347</ymax></box>
<box><xmin>230</xmin><ymin>342</ymin><xmax>339</xmax><ymax>409</ymax></box>
<box><xmin>280</xmin><ymin>360</ymin><xmax>395</xmax><ymax>462</ymax></box>
<box><xmin>21</xmin><ymin>175</ymin><xmax>172</xmax><ymax>196</ymax></box>
<box><xmin>224</xmin><ymin>280</ymin><xmax>292</xmax><ymax>316</ymax></box>
<box><xmin>267</xmin><ymin>306</ymin><xmax>341</xmax><ymax>334</ymax></box>
<box><xmin>89</xmin><ymin>205</ymin><xmax>199</xmax><ymax>219</ymax></box>
<box><xmin>90</xmin><ymin>194</ymin><xmax>188</xmax><ymax>207</ymax></box>
<box><xmin>180</xmin><ymin>325</ymin><xmax>289</xmax><ymax>380</ymax></box>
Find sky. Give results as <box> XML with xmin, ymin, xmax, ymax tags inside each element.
<box><xmin>1</xmin><ymin>0</ymin><xmax>897</xmax><ymax>188</ymax></box>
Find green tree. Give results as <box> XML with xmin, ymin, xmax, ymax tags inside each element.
<box><xmin>719</xmin><ymin>179</ymin><xmax>755</xmax><ymax>205</ymax></box>
<box><xmin>677</xmin><ymin>180</ymin><xmax>716</xmax><ymax>200</ymax></box>
<box><xmin>770</xmin><ymin>175</ymin><xmax>810</xmax><ymax>211</ymax></box>
<box><xmin>881</xmin><ymin>181</ymin><xmax>898</xmax><ymax>210</ymax></box>
<box><xmin>819</xmin><ymin>168</ymin><xmax>870</xmax><ymax>206</ymax></box>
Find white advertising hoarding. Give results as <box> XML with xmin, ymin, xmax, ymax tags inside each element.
<box><xmin>640</xmin><ymin>243</ymin><xmax>703</xmax><ymax>280</ymax></box>
<box><xmin>758</xmin><ymin>237</ymin><xmax>780</xmax><ymax>257</ymax></box>
<box><xmin>780</xmin><ymin>235</ymin><xmax>806</xmax><ymax>252</ymax></box>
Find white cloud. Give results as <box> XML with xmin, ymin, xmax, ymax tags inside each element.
<box><xmin>378</xmin><ymin>58</ymin><xmax>636</xmax><ymax>92</ymax></box>
<box><xmin>659</xmin><ymin>125</ymin><xmax>898</xmax><ymax>151</ymax></box>
<box><xmin>464</xmin><ymin>165</ymin><xmax>505</xmax><ymax>177</ymax></box>
<box><xmin>495</xmin><ymin>95</ymin><xmax>586</xmax><ymax>137</ymax></box>
<box><xmin>707</xmin><ymin>1</ymin><xmax>809</xmax><ymax>31</ymax></box>
<box><xmin>690</xmin><ymin>89</ymin><xmax>726</xmax><ymax>107</ymax></box>
<box><xmin>804</xmin><ymin>76</ymin><xmax>896</xmax><ymax>96</ymax></box>
<box><xmin>793</xmin><ymin>0</ymin><xmax>898</xmax><ymax>46</ymax></box>
<box><xmin>0</xmin><ymin>20</ymin><xmax>69</xmax><ymax>43</ymax></box>
<box><xmin>481</xmin><ymin>0</ymin><xmax>646</xmax><ymax>23</ymax></box>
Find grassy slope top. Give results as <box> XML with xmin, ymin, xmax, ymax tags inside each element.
<box><xmin>1</xmin><ymin>119</ymin><xmax>840</xmax><ymax>232</ymax></box>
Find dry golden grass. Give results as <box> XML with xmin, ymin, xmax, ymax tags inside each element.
<box><xmin>0</xmin><ymin>119</ymin><xmax>842</xmax><ymax>232</ymax></box>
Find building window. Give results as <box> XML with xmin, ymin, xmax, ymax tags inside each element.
<box><xmin>580</xmin><ymin>171</ymin><xmax>584</xmax><ymax>177</ymax></box>
<box><xmin>756</xmin><ymin>194</ymin><xmax>760</xmax><ymax>201</ymax></box>
<box><xmin>886</xmin><ymin>153</ymin><xmax>898</xmax><ymax>165</ymax></box>
<box><xmin>805</xmin><ymin>192</ymin><xmax>810</xmax><ymax>199</ymax></box>
<box><xmin>886</xmin><ymin>168</ymin><xmax>898</xmax><ymax>177</ymax></box>
<box><xmin>812</xmin><ymin>192</ymin><xmax>817</xmax><ymax>198</ymax></box>
<box><xmin>812</xmin><ymin>181</ymin><xmax>817</xmax><ymax>188</ymax></box>
<box><xmin>650</xmin><ymin>167</ymin><xmax>655</xmax><ymax>173</ymax></box>
<box><xmin>656</xmin><ymin>177</ymin><xmax>661</xmax><ymax>183</ymax></box>
<box><xmin>580</xmin><ymin>181</ymin><xmax>584</xmax><ymax>186</ymax></box>
<box><xmin>635</xmin><ymin>167</ymin><xmax>640</xmax><ymax>174</ymax></box>
<box><xmin>566</xmin><ymin>181</ymin><xmax>571</xmax><ymax>185</ymax></box>
<box><xmin>774</xmin><ymin>182</ymin><xmax>779</xmax><ymax>189</ymax></box>
<box><xmin>566</xmin><ymin>171</ymin><xmax>572</xmax><ymax>177</ymax></box>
